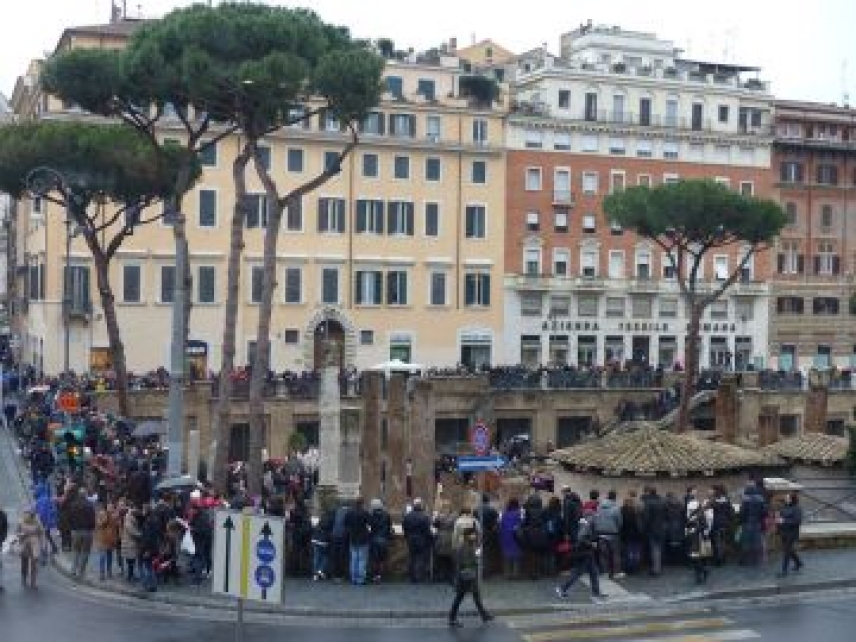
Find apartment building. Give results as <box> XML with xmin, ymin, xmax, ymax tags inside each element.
<box><xmin>501</xmin><ymin>24</ymin><xmax>775</xmax><ymax>369</ymax></box>
<box><xmin>770</xmin><ymin>100</ymin><xmax>856</xmax><ymax>370</ymax></box>
<box><xmin>8</xmin><ymin>20</ymin><xmax>507</xmax><ymax>376</ymax></box>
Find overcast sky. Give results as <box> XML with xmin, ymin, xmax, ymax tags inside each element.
<box><xmin>1</xmin><ymin>0</ymin><xmax>853</xmax><ymax>105</ymax></box>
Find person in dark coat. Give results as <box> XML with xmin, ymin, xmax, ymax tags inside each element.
<box><xmin>343</xmin><ymin>497</ymin><xmax>371</xmax><ymax>585</ymax></box>
<box><xmin>640</xmin><ymin>486</ymin><xmax>666</xmax><ymax>575</ymax></box>
<box><xmin>619</xmin><ymin>492</ymin><xmax>644</xmax><ymax>575</ymax></box>
<box><xmin>498</xmin><ymin>498</ymin><xmax>522</xmax><ymax>579</ymax></box>
<box><xmin>0</xmin><ymin>506</ymin><xmax>7</xmax><ymax>591</ymax></box>
<box><xmin>739</xmin><ymin>483</ymin><xmax>767</xmax><ymax>566</ymax></box>
<box><xmin>709</xmin><ymin>485</ymin><xmax>734</xmax><ymax>566</ymax></box>
<box><xmin>402</xmin><ymin>498</ymin><xmax>433</xmax><ymax>583</ymax></box>
<box><xmin>139</xmin><ymin>506</ymin><xmax>162</xmax><ymax>592</ymax></box>
<box><xmin>776</xmin><ymin>493</ymin><xmax>803</xmax><ymax>577</ymax></box>
<box><xmin>329</xmin><ymin>501</ymin><xmax>350</xmax><ymax>581</ymax></box>
<box><xmin>561</xmin><ymin>487</ymin><xmax>583</xmax><ymax>544</ymax></box>
<box><xmin>447</xmin><ymin>528</ymin><xmax>493</xmax><ymax>627</ymax></box>
<box><xmin>519</xmin><ymin>494</ymin><xmax>550</xmax><ymax>579</ymax></box>
<box><xmin>663</xmin><ymin>491</ymin><xmax>686</xmax><ymax>565</ymax></box>
<box><xmin>311</xmin><ymin>509</ymin><xmax>334</xmax><ymax>581</ymax></box>
<box><xmin>368</xmin><ymin>498</ymin><xmax>392</xmax><ymax>582</ymax></box>
<box><xmin>475</xmin><ymin>494</ymin><xmax>500</xmax><ymax>577</ymax></box>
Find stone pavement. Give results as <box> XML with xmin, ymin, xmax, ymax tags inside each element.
<box><xmin>52</xmin><ymin>547</ymin><xmax>856</xmax><ymax>618</ymax></box>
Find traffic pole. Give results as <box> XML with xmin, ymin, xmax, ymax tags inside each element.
<box><xmin>235</xmin><ymin>597</ymin><xmax>245</xmax><ymax>642</ymax></box>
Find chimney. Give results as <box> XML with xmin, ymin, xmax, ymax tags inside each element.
<box><xmin>449</xmin><ymin>37</ymin><xmax>457</xmax><ymax>54</ymax></box>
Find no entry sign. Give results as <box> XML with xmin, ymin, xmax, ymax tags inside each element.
<box><xmin>471</xmin><ymin>420</ymin><xmax>490</xmax><ymax>456</ymax></box>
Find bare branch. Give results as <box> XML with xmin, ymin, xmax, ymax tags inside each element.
<box><xmin>701</xmin><ymin>244</ymin><xmax>759</xmax><ymax>307</ymax></box>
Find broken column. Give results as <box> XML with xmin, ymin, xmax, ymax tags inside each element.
<box><xmin>384</xmin><ymin>373</ymin><xmax>407</xmax><ymax>514</ymax></box>
<box><xmin>360</xmin><ymin>370</ymin><xmax>383</xmax><ymax>503</ymax></box>
<box><xmin>804</xmin><ymin>369</ymin><xmax>829</xmax><ymax>434</ymax></box>
<box><xmin>715</xmin><ymin>372</ymin><xmax>740</xmax><ymax>443</ymax></box>
<box><xmin>316</xmin><ymin>341</ymin><xmax>341</xmax><ymax>511</ymax></box>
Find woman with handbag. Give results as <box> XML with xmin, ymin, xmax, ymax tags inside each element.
<box><xmin>686</xmin><ymin>498</ymin><xmax>713</xmax><ymax>584</ymax></box>
<box><xmin>16</xmin><ymin>508</ymin><xmax>45</xmax><ymax>589</ymax></box>
<box><xmin>447</xmin><ymin>528</ymin><xmax>493</xmax><ymax>627</ymax></box>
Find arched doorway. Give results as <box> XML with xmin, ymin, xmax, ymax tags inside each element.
<box><xmin>313</xmin><ymin>318</ymin><xmax>345</xmax><ymax>370</ymax></box>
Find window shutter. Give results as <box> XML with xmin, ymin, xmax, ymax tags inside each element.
<box><xmin>813</xmin><ymin>255</ymin><xmax>821</xmax><ymax>274</ymax></box>
<box><xmin>777</xmin><ymin>298</ymin><xmax>784</xmax><ymax>313</ymax></box>
<box><xmin>354</xmin><ymin>271</ymin><xmax>364</xmax><ymax>304</ymax></box>
<box><xmin>465</xmin><ymin>275</ymin><xmax>475</xmax><ymax>305</ymax></box>
<box><xmin>465</xmin><ymin>207</ymin><xmax>474</xmax><ymax>237</ymax></box>
<box><xmin>406</xmin><ymin>203</ymin><xmax>414</xmax><ymax>235</ymax></box>
<box><xmin>378</xmin><ymin>113</ymin><xmax>385</xmax><ymax>135</ymax></box>
<box><xmin>388</xmin><ymin>115</ymin><xmax>396</xmax><ymax>136</ymax></box>
<box><xmin>337</xmin><ymin>199</ymin><xmax>346</xmax><ymax>232</ymax></box>
<box><xmin>408</xmin><ymin>115</ymin><xmax>416</xmax><ymax>137</ymax></box>
<box><xmin>832</xmin><ymin>255</ymin><xmax>841</xmax><ymax>274</ymax></box>
<box><xmin>481</xmin><ymin>275</ymin><xmax>491</xmax><ymax>306</ymax></box>
<box><xmin>796</xmin><ymin>163</ymin><xmax>804</xmax><ymax>182</ymax></box>
<box><xmin>376</xmin><ymin>201</ymin><xmax>385</xmax><ymax>234</ymax></box>
<box><xmin>356</xmin><ymin>200</ymin><xmax>366</xmax><ymax>233</ymax></box>
<box><xmin>317</xmin><ymin>108</ymin><xmax>327</xmax><ymax>130</ymax></box>
<box><xmin>777</xmin><ymin>253</ymin><xmax>785</xmax><ymax>273</ymax></box>
<box><xmin>796</xmin><ymin>298</ymin><xmax>804</xmax><ymax>314</ymax></box>
<box><xmin>318</xmin><ymin>198</ymin><xmax>328</xmax><ymax>231</ymax></box>
<box><xmin>387</xmin><ymin>202</ymin><xmax>396</xmax><ymax>234</ymax></box>
<box><xmin>797</xmin><ymin>254</ymin><xmax>805</xmax><ymax>273</ymax></box>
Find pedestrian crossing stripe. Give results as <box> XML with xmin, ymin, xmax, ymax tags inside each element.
<box><xmin>522</xmin><ymin>617</ymin><xmax>735</xmax><ymax>641</ymax></box>
<box><xmin>626</xmin><ymin>632</ymin><xmax>761</xmax><ymax>642</ymax></box>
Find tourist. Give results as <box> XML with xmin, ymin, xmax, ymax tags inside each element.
<box><xmin>121</xmin><ymin>507</ymin><xmax>142</xmax><ymax>581</ymax></box>
<box><xmin>447</xmin><ymin>528</ymin><xmax>493</xmax><ymax>627</ymax></box>
<box><xmin>709</xmin><ymin>485</ymin><xmax>735</xmax><ymax>566</ymax></box>
<box><xmin>94</xmin><ymin>502</ymin><xmax>119</xmax><ymax>580</ymax></box>
<box><xmin>402</xmin><ymin>497</ymin><xmax>433</xmax><ymax>583</ymax></box>
<box><xmin>343</xmin><ymin>497</ymin><xmax>371</xmax><ymax>585</ymax></box>
<box><xmin>310</xmin><ymin>507</ymin><xmax>333</xmax><ymax>581</ymax></box>
<box><xmin>475</xmin><ymin>494</ymin><xmax>500</xmax><ymax>576</ymax></box>
<box><xmin>663</xmin><ymin>491</ymin><xmax>687</xmax><ymax>565</ymax></box>
<box><xmin>561</xmin><ymin>487</ymin><xmax>583</xmax><ymax>544</ymax></box>
<box><xmin>593</xmin><ymin>490</ymin><xmax>624</xmax><ymax>579</ymax></box>
<box><xmin>452</xmin><ymin>506</ymin><xmax>479</xmax><ymax>551</ymax></box>
<box><xmin>776</xmin><ymin>493</ymin><xmax>804</xmax><ymax>577</ymax></box>
<box><xmin>641</xmin><ymin>486</ymin><xmax>666</xmax><ymax>576</ymax></box>
<box><xmin>739</xmin><ymin>483</ymin><xmax>767</xmax><ymax>565</ymax></box>
<box><xmin>686</xmin><ymin>495</ymin><xmax>713</xmax><ymax>584</ymax></box>
<box><xmin>432</xmin><ymin>508</ymin><xmax>456</xmax><ymax>583</ymax></box>
<box><xmin>368</xmin><ymin>498</ymin><xmax>392</xmax><ymax>582</ymax></box>
<box><xmin>555</xmin><ymin>513</ymin><xmax>607</xmax><ymax>601</ymax></box>
<box><xmin>498</xmin><ymin>498</ymin><xmax>522</xmax><ymax>579</ymax></box>
<box><xmin>17</xmin><ymin>508</ymin><xmax>45</xmax><ymax>589</ymax></box>
<box><xmin>67</xmin><ymin>488</ymin><xmax>96</xmax><ymax>578</ymax></box>
<box><xmin>519</xmin><ymin>494</ymin><xmax>551</xmax><ymax>579</ymax></box>
<box><xmin>619</xmin><ymin>491</ymin><xmax>644</xmax><ymax>575</ymax></box>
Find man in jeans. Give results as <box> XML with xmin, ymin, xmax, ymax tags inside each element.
<box><xmin>343</xmin><ymin>497</ymin><xmax>371</xmax><ymax>585</ymax></box>
<box><xmin>593</xmin><ymin>490</ymin><xmax>624</xmax><ymax>579</ymax></box>
<box><xmin>0</xmin><ymin>506</ymin><xmax>8</xmax><ymax>591</ymax></box>
<box><xmin>67</xmin><ymin>489</ymin><xmax>96</xmax><ymax>578</ymax></box>
<box><xmin>555</xmin><ymin>515</ymin><xmax>607</xmax><ymax>601</ymax></box>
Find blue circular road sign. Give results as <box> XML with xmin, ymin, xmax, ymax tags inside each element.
<box><xmin>255</xmin><ymin>564</ymin><xmax>275</xmax><ymax>589</ymax></box>
<box><xmin>256</xmin><ymin>539</ymin><xmax>276</xmax><ymax>564</ymax></box>
<box><xmin>471</xmin><ymin>421</ymin><xmax>490</xmax><ymax>455</ymax></box>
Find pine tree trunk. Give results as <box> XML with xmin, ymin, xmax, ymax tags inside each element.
<box><xmin>677</xmin><ymin>302</ymin><xmax>702</xmax><ymax>433</ymax></box>
<box><xmin>90</xmin><ymin>250</ymin><xmax>130</xmax><ymax>417</ymax></box>
<box><xmin>211</xmin><ymin>146</ymin><xmax>252</xmax><ymax>494</ymax></box>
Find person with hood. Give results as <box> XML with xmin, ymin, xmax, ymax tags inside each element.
<box><xmin>17</xmin><ymin>508</ymin><xmax>45</xmax><ymax>588</ymax></box>
<box><xmin>739</xmin><ymin>483</ymin><xmax>767</xmax><ymax>566</ymax></box>
<box><xmin>776</xmin><ymin>493</ymin><xmax>803</xmax><ymax>577</ymax></box>
<box><xmin>663</xmin><ymin>491</ymin><xmax>687</xmax><ymax>565</ymax></box>
<box><xmin>498</xmin><ymin>498</ymin><xmax>523</xmax><ymax>579</ymax></box>
<box><xmin>447</xmin><ymin>528</ymin><xmax>493</xmax><ymax>627</ymax></box>
<box><xmin>368</xmin><ymin>498</ymin><xmax>393</xmax><ymax>582</ymax></box>
<box><xmin>593</xmin><ymin>490</ymin><xmax>624</xmax><ymax>579</ymax></box>
<box><xmin>561</xmin><ymin>487</ymin><xmax>583</xmax><ymax>544</ymax></box>
<box><xmin>709</xmin><ymin>485</ymin><xmax>734</xmax><ymax>566</ymax></box>
<box><xmin>555</xmin><ymin>513</ymin><xmax>607</xmax><ymax>601</ymax></box>
<box><xmin>343</xmin><ymin>497</ymin><xmax>371</xmax><ymax>585</ymax></box>
<box><xmin>519</xmin><ymin>494</ymin><xmax>550</xmax><ymax>579</ymax></box>
<box><xmin>640</xmin><ymin>486</ymin><xmax>666</xmax><ymax>576</ymax></box>
<box><xmin>402</xmin><ymin>498</ymin><xmax>433</xmax><ymax>583</ymax></box>
<box><xmin>475</xmin><ymin>495</ymin><xmax>500</xmax><ymax>577</ymax></box>
<box><xmin>686</xmin><ymin>495</ymin><xmax>713</xmax><ymax>584</ymax></box>
<box><xmin>34</xmin><ymin>482</ymin><xmax>59</xmax><ymax>558</ymax></box>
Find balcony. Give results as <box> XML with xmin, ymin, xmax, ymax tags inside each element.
<box><xmin>512</xmin><ymin>273</ymin><xmax>553</xmax><ymax>290</ymax></box>
<box><xmin>574</xmin><ymin>275</ymin><xmax>606</xmax><ymax>291</ymax></box>
<box><xmin>628</xmin><ymin>277</ymin><xmax>659</xmax><ymax>293</ymax></box>
<box><xmin>511</xmin><ymin>99</ymin><xmax>551</xmax><ymax>118</ymax></box>
<box><xmin>732</xmin><ymin>280</ymin><xmax>768</xmax><ymax>296</ymax></box>
<box><xmin>552</xmin><ymin>189</ymin><xmax>575</xmax><ymax>207</ymax></box>
<box><xmin>573</xmin><ymin>110</ymin><xmax>775</xmax><ymax>136</ymax></box>
<box><xmin>63</xmin><ymin>298</ymin><xmax>92</xmax><ymax>320</ymax></box>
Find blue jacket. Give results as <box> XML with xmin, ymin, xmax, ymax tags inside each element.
<box><xmin>35</xmin><ymin>483</ymin><xmax>58</xmax><ymax>530</ymax></box>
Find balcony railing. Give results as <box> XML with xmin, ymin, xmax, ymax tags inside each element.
<box><xmin>552</xmin><ymin>189</ymin><xmax>575</xmax><ymax>206</ymax></box>
<box><xmin>567</xmin><ymin>110</ymin><xmax>776</xmax><ymax>135</ymax></box>
<box><xmin>63</xmin><ymin>298</ymin><xmax>92</xmax><ymax>319</ymax></box>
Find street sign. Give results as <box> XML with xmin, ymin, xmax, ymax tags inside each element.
<box><xmin>212</xmin><ymin>510</ymin><xmax>285</xmax><ymax>604</ymax></box>
<box><xmin>470</xmin><ymin>420</ymin><xmax>491</xmax><ymax>456</ymax></box>
<box><xmin>457</xmin><ymin>454</ymin><xmax>507</xmax><ymax>472</ymax></box>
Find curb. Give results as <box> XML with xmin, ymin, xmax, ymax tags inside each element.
<box><xmin>52</xmin><ymin>555</ymin><xmax>856</xmax><ymax>620</ymax></box>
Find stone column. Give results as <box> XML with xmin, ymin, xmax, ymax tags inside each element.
<box><xmin>187</xmin><ymin>429</ymin><xmax>200</xmax><ymax>479</ymax></box>
<box><xmin>385</xmin><ymin>373</ymin><xmax>407</xmax><ymax>514</ymax></box>
<box><xmin>316</xmin><ymin>343</ymin><xmax>341</xmax><ymax>508</ymax></box>
<box><xmin>410</xmin><ymin>378</ymin><xmax>436</xmax><ymax>509</ymax></box>
<box><xmin>757</xmin><ymin>405</ymin><xmax>780</xmax><ymax>446</ymax></box>
<box><xmin>360</xmin><ymin>371</ymin><xmax>383</xmax><ymax>503</ymax></box>
<box><xmin>715</xmin><ymin>372</ymin><xmax>740</xmax><ymax>443</ymax></box>
<box><xmin>804</xmin><ymin>369</ymin><xmax>829</xmax><ymax>434</ymax></box>
<box><xmin>338</xmin><ymin>408</ymin><xmax>361</xmax><ymax>500</ymax></box>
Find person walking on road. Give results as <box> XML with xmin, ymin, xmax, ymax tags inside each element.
<box><xmin>447</xmin><ymin>528</ymin><xmax>493</xmax><ymax>627</ymax></box>
<box><xmin>68</xmin><ymin>489</ymin><xmax>96</xmax><ymax>578</ymax></box>
<box><xmin>555</xmin><ymin>514</ymin><xmax>607</xmax><ymax>601</ymax></box>
<box><xmin>776</xmin><ymin>493</ymin><xmax>804</xmax><ymax>577</ymax></box>
<box><xmin>17</xmin><ymin>508</ymin><xmax>45</xmax><ymax>589</ymax></box>
<box><xmin>402</xmin><ymin>498</ymin><xmax>433</xmax><ymax>583</ymax></box>
<box><xmin>0</xmin><ymin>506</ymin><xmax>8</xmax><ymax>591</ymax></box>
<box><xmin>94</xmin><ymin>503</ymin><xmax>119</xmax><ymax>580</ymax></box>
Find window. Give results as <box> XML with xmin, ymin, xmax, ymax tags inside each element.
<box><xmin>608</xmin><ymin>137</ymin><xmax>626</xmax><ymax>154</ymax></box>
<box><xmin>612</xmin><ymin>94</ymin><xmax>626</xmax><ymax>122</ymax></box>
<box><xmin>776</xmin><ymin>296</ymin><xmax>804</xmax><ymax>314</ymax></box>
<box><xmin>554</xmin><ymin>131</ymin><xmax>571</xmax><ymax>150</ymax></box>
<box><xmin>525</xmin><ymin>129</ymin><xmax>543</xmax><ymax>149</ymax></box>
<box><xmin>355</xmin><ymin>270</ymin><xmax>382</xmax><ymax>305</ymax></box>
<box><xmin>387</xmin><ymin>201</ymin><xmax>414</xmax><ymax>235</ymax></box>
<box><xmin>524</xmin><ymin>167</ymin><xmax>542</xmax><ymax>191</ymax></box>
<box><xmin>582</xmin><ymin>214</ymin><xmax>596</xmax><ymax>233</ymax></box>
<box><xmin>255</xmin><ymin>145</ymin><xmax>271</xmax><ymax>171</ymax></box>
<box><xmin>430</xmin><ymin>272</ymin><xmax>447</xmax><ymax>305</ymax></box>
<box><xmin>714</xmin><ymin>255</ymin><xmax>729</xmax><ymax>281</ymax></box>
<box><xmin>464</xmin><ymin>272</ymin><xmax>491</xmax><ymax>306</ymax></box>
<box><xmin>709</xmin><ymin>300</ymin><xmax>728</xmax><ymax>319</ymax></box>
<box><xmin>360</xmin><ymin>330</ymin><xmax>375</xmax><ymax>345</ymax></box>
<box><xmin>284</xmin><ymin>267</ymin><xmax>302</xmax><ymax>303</ymax></box>
<box><xmin>360</xmin><ymin>111</ymin><xmax>384</xmax><ymax>135</ymax></box>
<box><xmin>287</xmin><ymin>148</ymin><xmax>304</xmax><ymax>172</ymax></box>
<box><xmin>691</xmin><ymin>103</ymin><xmax>704</xmax><ymax>130</ymax></box>
<box><xmin>608</xmin><ymin>251</ymin><xmax>625</xmax><ymax>278</ymax></box>
<box><xmin>785</xmin><ymin>202</ymin><xmax>797</xmax><ymax>226</ymax></box>
<box><xmin>424</xmin><ymin>157</ymin><xmax>441</xmax><ymax>182</ymax></box>
<box><xmin>358</xmin><ymin>154</ymin><xmax>378</xmax><ymax>179</ymax></box>
<box><xmin>735</xmin><ymin>300</ymin><xmax>754</xmax><ymax>321</ymax></box>
<box><xmin>553</xmin><ymin>249</ymin><xmax>570</xmax><ymax>276</ymax></box>
<box><xmin>635</xmin><ymin>249</ymin><xmax>651</xmax><ymax>278</ymax></box>
<box><xmin>524</xmin><ymin>248</ymin><xmax>541</xmax><ymax>274</ymax></box>
<box><xmin>632</xmin><ymin>296</ymin><xmax>653</xmax><ymax>318</ymax></box>
<box><xmin>198</xmin><ymin>266</ymin><xmax>216</xmax><ymax>303</ymax></box>
<box><xmin>424</xmin><ymin>202</ymin><xmax>440</xmax><ymax>237</ymax></box>
<box><xmin>550</xmin><ymin>295</ymin><xmax>570</xmax><ymax>316</ymax></box>
<box><xmin>665</xmin><ymin>99</ymin><xmax>678</xmax><ymax>126</ymax></box>
<box><xmin>245</xmin><ymin>194</ymin><xmax>269</xmax><ymax>229</ymax></box>
<box><xmin>581</xmin><ymin>133</ymin><xmax>598</xmax><ymax>152</ymax></box>
<box><xmin>284</xmin><ymin>197</ymin><xmax>302</xmax><ymax>231</ymax></box>
<box><xmin>610</xmin><ymin>171</ymin><xmax>626</xmax><ymax>193</ymax></box>
<box><xmin>322</xmin><ymin>268</ymin><xmax>339</xmax><ymax>304</ymax></box>
<box><xmin>472</xmin><ymin>118</ymin><xmax>488</xmax><ymax>145</ymax></box>
<box><xmin>662</xmin><ymin>253</ymin><xmax>677</xmax><ymax>279</ymax></box>
<box><xmin>813</xmin><ymin>297</ymin><xmax>840</xmax><ymax>315</ymax></box>
<box><xmin>718</xmin><ymin>105</ymin><xmax>729</xmax><ymax>123</ymax></box>
<box><xmin>554</xmin><ymin>211</ymin><xmax>568</xmax><ymax>232</ymax></box>
<box><xmin>386</xmin><ymin>76</ymin><xmax>403</xmax><ymax>98</ymax></box>
<box><xmin>318</xmin><ymin>197</ymin><xmax>346</xmax><ymax>233</ymax></box>
<box><xmin>638</xmin><ymin>173</ymin><xmax>652</xmax><ymax>187</ymax></box>
<box><xmin>778</xmin><ymin>241</ymin><xmax>802</xmax><ymax>274</ymax></box>
<box><xmin>581</xmin><ymin>248</ymin><xmax>598</xmax><ymax>277</ymax></box>
<box><xmin>284</xmin><ymin>329</ymin><xmax>300</xmax><ymax>344</ymax></box>
<box><xmin>659</xmin><ymin>298</ymin><xmax>678</xmax><ymax>318</ymax></box>
<box><xmin>663</xmin><ymin>173</ymin><xmax>680</xmax><ymax>185</ymax></box>
<box><xmin>250</xmin><ymin>266</ymin><xmax>264</xmax><ymax>303</ymax></box>
<box><xmin>471</xmin><ymin>160</ymin><xmax>486</xmax><ymax>184</ymax></box>
<box><xmin>639</xmin><ymin>97</ymin><xmax>651</xmax><ymax>126</ymax></box>
<box><xmin>578</xmin><ymin>296</ymin><xmax>598</xmax><ymax>317</ymax></box>
<box><xmin>582</xmin><ymin>172</ymin><xmax>598</xmax><ymax>195</ymax></box>
<box><xmin>198</xmin><ymin>189</ymin><xmax>217</xmax><ymax>227</ymax></box>
<box><xmin>740</xmin><ymin>181</ymin><xmax>754</xmax><ymax>196</ymax></box>
<box><xmin>465</xmin><ymin>205</ymin><xmax>486</xmax><ymax>238</ymax></box>
<box><xmin>584</xmin><ymin>92</ymin><xmax>598</xmax><ymax>121</ymax></box>
<box><xmin>356</xmin><ymin>199</ymin><xmax>384</xmax><ymax>233</ymax></box>
<box><xmin>123</xmin><ymin>265</ymin><xmax>141</xmax><ymax>303</ymax></box>
<box><xmin>521</xmin><ymin>292</ymin><xmax>543</xmax><ymax>316</ymax></box>
<box><xmin>636</xmin><ymin>139</ymin><xmax>652</xmax><ymax>158</ymax></box>
<box><xmin>780</xmin><ymin>161</ymin><xmax>804</xmax><ymax>183</ymax></box>
<box><xmin>198</xmin><ymin>142</ymin><xmax>217</xmax><ymax>166</ymax></box>
<box><xmin>394</xmin><ymin>155</ymin><xmax>410</xmax><ymax>179</ymax></box>
<box><xmin>417</xmin><ymin>78</ymin><xmax>435</xmax><ymax>100</ymax></box>
<box><xmin>160</xmin><ymin>265</ymin><xmax>175</xmax><ymax>303</ymax></box>
<box><xmin>815</xmin><ymin>241</ymin><xmax>839</xmax><ymax>275</ymax></box>
<box><xmin>321</xmin><ymin>110</ymin><xmax>341</xmax><ymax>132</ymax></box>
<box><xmin>821</xmin><ymin>205</ymin><xmax>834</xmax><ymax>230</ymax></box>
<box><xmin>663</xmin><ymin>140</ymin><xmax>679</xmax><ymax>159</ymax></box>
<box><xmin>558</xmin><ymin>89</ymin><xmax>571</xmax><ymax>109</ymax></box>
<box><xmin>389</xmin><ymin>113</ymin><xmax>416</xmax><ymax>137</ymax></box>
<box><xmin>606</xmin><ymin>297</ymin><xmax>625</xmax><ymax>318</ymax></box>
<box><xmin>525</xmin><ymin>211</ymin><xmax>540</xmax><ymax>232</ymax></box>
<box><xmin>426</xmin><ymin>115</ymin><xmax>441</xmax><ymax>141</ymax></box>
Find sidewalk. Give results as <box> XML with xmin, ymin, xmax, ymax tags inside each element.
<box><xmin>53</xmin><ymin>547</ymin><xmax>856</xmax><ymax>618</ymax></box>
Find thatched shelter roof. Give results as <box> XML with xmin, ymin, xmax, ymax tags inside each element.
<box><xmin>552</xmin><ymin>423</ymin><xmax>785</xmax><ymax>476</ymax></box>
<box><xmin>763</xmin><ymin>433</ymin><xmax>849</xmax><ymax>466</ymax></box>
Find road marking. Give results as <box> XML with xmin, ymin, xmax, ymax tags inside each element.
<box><xmin>240</xmin><ymin>514</ymin><xmax>251</xmax><ymax>598</ymax></box>
<box><xmin>626</xmin><ymin>632</ymin><xmax>761</xmax><ymax>642</ymax></box>
<box><xmin>522</xmin><ymin>617</ymin><xmax>734</xmax><ymax>642</ymax></box>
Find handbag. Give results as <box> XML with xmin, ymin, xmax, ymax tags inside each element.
<box><xmin>699</xmin><ymin>538</ymin><xmax>713</xmax><ymax>558</ymax></box>
<box><xmin>180</xmin><ymin>530</ymin><xmax>196</xmax><ymax>556</ymax></box>
<box><xmin>555</xmin><ymin>539</ymin><xmax>572</xmax><ymax>555</ymax></box>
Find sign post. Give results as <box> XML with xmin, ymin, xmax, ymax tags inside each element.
<box><xmin>212</xmin><ymin>510</ymin><xmax>285</xmax><ymax>642</ymax></box>
<box><xmin>469</xmin><ymin>420</ymin><xmax>492</xmax><ymax>585</ymax></box>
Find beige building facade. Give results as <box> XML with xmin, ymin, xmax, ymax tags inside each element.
<box><xmin>8</xmin><ymin>21</ymin><xmax>508</xmax><ymax>376</ymax></box>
